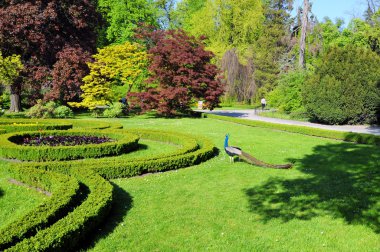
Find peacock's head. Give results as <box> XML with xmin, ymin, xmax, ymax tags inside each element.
<box><xmin>224</xmin><ymin>133</ymin><xmax>230</xmax><ymax>147</ymax></box>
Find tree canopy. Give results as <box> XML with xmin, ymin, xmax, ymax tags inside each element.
<box><xmin>129</xmin><ymin>29</ymin><xmax>224</xmax><ymax>116</ymax></box>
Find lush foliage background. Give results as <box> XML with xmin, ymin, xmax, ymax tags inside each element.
<box><xmin>0</xmin><ymin>0</ymin><xmax>380</xmax><ymax>124</ymax></box>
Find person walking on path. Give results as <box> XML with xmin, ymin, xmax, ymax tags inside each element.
<box><xmin>261</xmin><ymin>98</ymin><xmax>266</xmax><ymax>110</ymax></box>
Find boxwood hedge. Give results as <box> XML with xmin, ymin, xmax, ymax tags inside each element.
<box><xmin>2</xmin><ymin>126</ymin><xmax>217</xmax><ymax>251</ymax></box>
<box><xmin>0</xmin><ymin>130</ymin><xmax>139</xmax><ymax>161</ymax></box>
<box><xmin>18</xmin><ymin>130</ymin><xmax>217</xmax><ymax>179</ymax></box>
<box><xmin>0</xmin><ymin>166</ymin><xmax>80</xmax><ymax>250</ymax></box>
<box><xmin>5</xmin><ymin>167</ymin><xmax>113</xmax><ymax>252</ymax></box>
<box><xmin>0</xmin><ymin>119</ymin><xmax>73</xmax><ymax>133</ymax></box>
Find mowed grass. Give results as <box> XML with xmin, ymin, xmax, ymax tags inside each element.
<box><xmin>86</xmin><ymin>116</ymin><xmax>380</xmax><ymax>251</ymax></box>
<box><xmin>0</xmin><ymin>161</ymin><xmax>46</xmax><ymax>228</ymax></box>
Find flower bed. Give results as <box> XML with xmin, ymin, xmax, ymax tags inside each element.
<box><xmin>21</xmin><ymin>135</ymin><xmax>112</xmax><ymax>146</ymax></box>
<box><xmin>0</xmin><ymin>130</ymin><xmax>139</xmax><ymax>161</ymax></box>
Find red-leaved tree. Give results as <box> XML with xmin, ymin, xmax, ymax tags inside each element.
<box><xmin>46</xmin><ymin>47</ymin><xmax>92</xmax><ymax>103</ymax></box>
<box><xmin>0</xmin><ymin>0</ymin><xmax>100</xmax><ymax>111</ymax></box>
<box><xmin>129</xmin><ymin>28</ymin><xmax>224</xmax><ymax>116</ymax></box>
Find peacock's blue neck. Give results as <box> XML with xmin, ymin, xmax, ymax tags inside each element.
<box><xmin>224</xmin><ymin>135</ymin><xmax>229</xmax><ymax>148</ymax></box>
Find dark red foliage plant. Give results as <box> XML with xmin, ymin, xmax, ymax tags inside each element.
<box><xmin>129</xmin><ymin>28</ymin><xmax>224</xmax><ymax>116</ymax></box>
<box><xmin>46</xmin><ymin>46</ymin><xmax>92</xmax><ymax>104</ymax></box>
<box><xmin>0</xmin><ymin>0</ymin><xmax>100</xmax><ymax>109</ymax></box>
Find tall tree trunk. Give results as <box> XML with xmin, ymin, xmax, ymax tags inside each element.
<box><xmin>299</xmin><ymin>0</ymin><xmax>309</xmax><ymax>69</ymax></box>
<box><xmin>9</xmin><ymin>82</ymin><xmax>21</xmax><ymax>112</ymax></box>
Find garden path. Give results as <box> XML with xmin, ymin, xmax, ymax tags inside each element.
<box><xmin>199</xmin><ymin>109</ymin><xmax>380</xmax><ymax>136</ymax></box>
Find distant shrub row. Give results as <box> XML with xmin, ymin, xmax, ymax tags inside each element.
<box><xmin>205</xmin><ymin>114</ymin><xmax>380</xmax><ymax>145</ymax></box>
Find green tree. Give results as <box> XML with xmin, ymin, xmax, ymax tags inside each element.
<box><xmin>253</xmin><ymin>0</ymin><xmax>293</xmax><ymax>100</ymax></box>
<box><xmin>0</xmin><ymin>52</ymin><xmax>23</xmax><ymax>111</ymax></box>
<box><xmin>268</xmin><ymin>70</ymin><xmax>308</xmax><ymax>114</ymax></box>
<box><xmin>303</xmin><ymin>45</ymin><xmax>380</xmax><ymax>125</ymax></box>
<box><xmin>171</xmin><ymin>0</ymin><xmax>205</xmax><ymax>29</ymax></box>
<box><xmin>97</xmin><ymin>0</ymin><xmax>158</xmax><ymax>45</ymax></box>
<box><xmin>69</xmin><ymin>42</ymin><xmax>149</xmax><ymax>110</ymax></box>
<box><xmin>179</xmin><ymin>0</ymin><xmax>264</xmax><ymax>59</ymax></box>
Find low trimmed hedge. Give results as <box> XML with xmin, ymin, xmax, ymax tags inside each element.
<box><xmin>205</xmin><ymin>113</ymin><xmax>380</xmax><ymax>145</ymax></box>
<box><xmin>16</xmin><ymin>133</ymin><xmax>217</xmax><ymax>179</ymax></box>
<box><xmin>6</xmin><ymin>167</ymin><xmax>113</xmax><ymax>252</ymax></box>
<box><xmin>0</xmin><ymin>130</ymin><xmax>139</xmax><ymax>161</ymax></box>
<box><xmin>0</xmin><ymin>119</ymin><xmax>72</xmax><ymax>133</ymax></box>
<box><xmin>69</xmin><ymin>119</ymin><xmax>123</xmax><ymax>130</ymax></box>
<box><xmin>4</xmin><ymin>128</ymin><xmax>216</xmax><ymax>251</ymax></box>
<box><xmin>0</xmin><ymin>129</ymin><xmax>5</xmax><ymax>134</ymax></box>
<box><xmin>0</xmin><ymin>118</ymin><xmax>123</xmax><ymax>133</ymax></box>
<box><xmin>0</xmin><ymin>166</ymin><xmax>80</xmax><ymax>250</ymax></box>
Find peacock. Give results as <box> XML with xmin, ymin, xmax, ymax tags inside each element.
<box><xmin>224</xmin><ymin>134</ymin><xmax>292</xmax><ymax>169</ymax></box>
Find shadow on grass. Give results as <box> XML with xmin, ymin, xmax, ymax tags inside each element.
<box><xmin>80</xmin><ymin>183</ymin><xmax>133</xmax><ymax>250</ymax></box>
<box><xmin>0</xmin><ymin>188</ymin><xmax>3</xmax><ymax>198</ymax></box>
<box><xmin>244</xmin><ymin>142</ymin><xmax>380</xmax><ymax>233</ymax></box>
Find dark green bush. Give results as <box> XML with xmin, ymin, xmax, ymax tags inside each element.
<box><xmin>303</xmin><ymin>45</ymin><xmax>380</xmax><ymax>125</ymax></box>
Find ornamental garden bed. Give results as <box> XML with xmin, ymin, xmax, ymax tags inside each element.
<box><xmin>0</xmin><ymin>130</ymin><xmax>139</xmax><ymax>161</ymax></box>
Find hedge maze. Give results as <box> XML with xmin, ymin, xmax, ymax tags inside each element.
<box><xmin>0</xmin><ymin>119</ymin><xmax>217</xmax><ymax>251</ymax></box>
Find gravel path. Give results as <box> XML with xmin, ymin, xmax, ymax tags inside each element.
<box><xmin>201</xmin><ymin>109</ymin><xmax>380</xmax><ymax>136</ymax></box>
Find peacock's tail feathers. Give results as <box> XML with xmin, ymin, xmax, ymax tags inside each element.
<box><xmin>240</xmin><ymin>151</ymin><xmax>293</xmax><ymax>169</ymax></box>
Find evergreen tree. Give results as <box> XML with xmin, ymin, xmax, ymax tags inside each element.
<box><xmin>253</xmin><ymin>0</ymin><xmax>293</xmax><ymax>100</ymax></box>
<box><xmin>303</xmin><ymin>45</ymin><xmax>380</xmax><ymax>124</ymax></box>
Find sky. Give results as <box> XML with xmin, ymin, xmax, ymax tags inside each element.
<box><xmin>293</xmin><ymin>0</ymin><xmax>368</xmax><ymax>25</ymax></box>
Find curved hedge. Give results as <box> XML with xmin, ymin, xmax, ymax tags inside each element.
<box><xmin>2</xmin><ymin>125</ymin><xmax>217</xmax><ymax>251</ymax></box>
<box><xmin>69</xmin><ymin>119</ymin><xmax>123</xmax><ymax>130</ymax></box>
<box><xmin>0</xmin><ymin>130</ymin><xmax>139</xmax><ymax>161</ymax></box>
<box><xmin>0</xmin><ymin>118</ymin><xmax>123</xmax><ymax>133</ymax></box>
<box><xmin>0</xmin><ymin>167</ymin><xmax>80</xmax><ymax>250</ymax></box>
<box><xmin>0</xmin><ymin>119</ymin><xmax>72</xmax><ymax>133</ymax></box>
<box><xmin>18</xmin><ymin>130</ymin><xmax>217</xmax><ymax>179</ymax></box>
<box><xmin>5</xmin><ymin>167</ymin><xmax>113</xmax><ymax>252</ymax></box>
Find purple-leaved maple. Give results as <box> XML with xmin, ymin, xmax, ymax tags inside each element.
<box><xmin>129</xmin><ymin>28</ymin><xmax>224</xmax><ymax>116</ymax></box>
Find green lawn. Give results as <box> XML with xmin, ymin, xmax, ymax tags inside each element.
<box><xmin>0</xmin><ymin>161</ymin><xmax>46</xmax><ymax>228</ymax></box>
<box><xmin>81</xmin><ymin>116</ymin><xmax>380</xmax><ymax>251</ymax></box>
